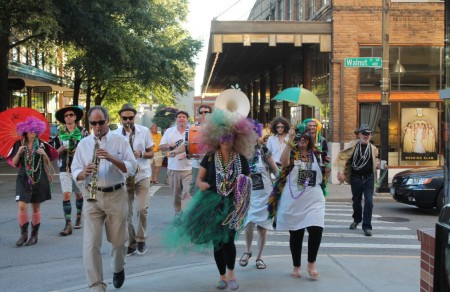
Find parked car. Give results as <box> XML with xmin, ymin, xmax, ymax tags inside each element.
<box><xmin>390</xmin><ymin>166</ymin><xmax>445</xmax><ymax>212</ymax></box>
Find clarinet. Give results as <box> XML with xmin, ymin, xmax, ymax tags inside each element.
<box><xmin>125</xmin><ymin>124</ymin><xmax>140</xmax><ymax>193</ymax></box>
<box><xmin>87</xmin><ymin>136</ymin><xmax>100</xmax><ymax>202</ymax></box>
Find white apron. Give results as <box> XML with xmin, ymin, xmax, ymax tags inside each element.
<box><xmin>276</xmin><ymin>154</ymin><xmax>325</xmax><ymax>231</ymax></box>
<box><xmin>244</xmin><ymin>150</ymin><xmax>273</xmax><ymax>230</ymax></box>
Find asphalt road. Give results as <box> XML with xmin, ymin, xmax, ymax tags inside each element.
<box><xmin>0</xmin><ymin>164</ymin><xmax>438</xmax><ymax>292</ymax></box>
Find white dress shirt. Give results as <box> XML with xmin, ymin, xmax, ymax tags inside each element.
<box><xmin>266</xmin><ymin>135</ymin><xmax>288</xmax><ymax>164</ymax></box>
<box><xmin>160</xmin><ymin>125</ymin><xmax>192</xmax><ymax>171</ymax></box>
<box><xmin>71</xmin><ymin>130</ymin><xmax>138</xmax><ymax>188</ymax></box>
<box><xmin>114</xmin><ymin>124</ymin><xmax>154</xmax><ymax>182</ymax></box>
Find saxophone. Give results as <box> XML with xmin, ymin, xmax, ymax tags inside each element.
<box><xmin>125</xmin><ymin>124</ymin><xmax>140</xmax><ymax>193</ymax></box>
<box><xmin>87</xmin><ymin>135</ymin><xmax>100</xmax><ymax>202</ymax></box>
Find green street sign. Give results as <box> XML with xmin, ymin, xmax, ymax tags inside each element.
<box><xmin>345</xmin><ymin>57</ymin><xmax>382</xmax><ymax>68</ymax></box>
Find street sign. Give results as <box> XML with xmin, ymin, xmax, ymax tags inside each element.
<box><xmin>345</xmin><ymin>57</ymin><xmax>382</xmax><ymax>68</ymax></box>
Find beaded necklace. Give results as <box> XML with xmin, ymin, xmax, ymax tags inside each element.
<box><xmin>351</xmin><ymin>141</ymin><xmax>372</xmax><ymax>170</ymax></box>
<box><xmin>24</xmin><ymin>138</ymin><xmax>42</xmax><ymax>185</ymax></box>
<box><xmin>249</xmin><ymin>145</ymin><xmax>262</xmax><ymax>174</ymax></box>
<box><xmin>288</xmin><ymin>150</ymin><xmax>312</xmax><ymax>199</ymax></box>
<box><xmin>215</xmin><ymin>150</ymin><xmax>241</xmax><ymax>196</ymax></box>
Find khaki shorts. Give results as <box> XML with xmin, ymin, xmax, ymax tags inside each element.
<box><xmin>60</xmin><ymin>171</ymin><xmax>82</xmax><ymax>194</ymax></box>
<box><xmin>151</xmin><ymin>150</ymin><xmax>163</xmax><ymax>167</ymax></box>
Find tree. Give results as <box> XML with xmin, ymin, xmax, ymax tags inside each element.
<box><xmin>152</xmin><ymin>105</ymin><xmax>176</xmax><ymax>131</ymax></box>
<box><xmin>0</xmin><ymin>0</ymin><xmax>60</xmax><ymax>111</ymax></box>
<box><xmin>2</xmin><ymin>0</ymin><xmax>202</xmax><ymax>111</ymax></box>
<box><xmin>54</xmin><ymin>0</ymin><xmax>202</xmax><ymax>106</ymax></box>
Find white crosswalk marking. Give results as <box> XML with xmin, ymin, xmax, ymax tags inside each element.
<box><xmin>150</xmin><ymin>186</ymin><xmax>161</xmax><ymax>196</ymax></box>
<box><xmin>236</xmin><ymin>202</ymin><xmax>419</xmax><ymax>251</ymax></box>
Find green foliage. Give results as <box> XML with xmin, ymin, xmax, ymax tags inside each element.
<box><xmin>0</xmin><ymin>0</ymin><xmax>202</xmax><ymax>111</ymax></box>
<box><xmin>54</xmin><ymin>0</ymin><xmax>202</xmax><ymax>105</ymax></box>
<box><xmin>152</xmin><ymin>104</ymin><xmax>176</xmax><ymax>130</ymax></box>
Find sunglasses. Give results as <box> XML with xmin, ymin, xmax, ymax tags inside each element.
<box><xmin>276</xmin><ymin>126</ymin><xmax>285</xmax><ymax>129</ymax></box>
<box><xmin>219</xmin><ymin>134</ymin><xmax>235</xmax><ymax>143</ymax></box>
<box><xmin>64</xmin><ymin>113</ymin><xmax>75</xmax><ymax>118</ymax></box>
<box><xmin>361</xmin><ymin>131</ymin><xmax>372</xmax><ymax>136</ymax></box>
<box><xmin>199</xmin><ymin>111</ymin><xmax>210</xmax><ymax>115</ymax></box>
<box><xmin>121</xmin><ymin>116</ymin><xmax>134</xmax><ymax>121</ymax></box>
<box><xmin>89</xmin><ymin>120</ymin><xmax>106</xmax><ymax>126</ymax></box>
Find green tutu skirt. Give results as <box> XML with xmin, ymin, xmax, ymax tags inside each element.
<box><xmin>163</xmin><ymin>190</ymin><xmax>237</xmax><ymax>253</ymax></box>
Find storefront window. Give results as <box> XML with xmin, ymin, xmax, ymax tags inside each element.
<box><xmin>311</xmin><ymin>46</ymin><xmax>330</xmax><ymax>98</ymax></box>
<box><xmin>359</xmin><ymin>46</ymin><xmax>443</xmax><ymax>92</ymax></box>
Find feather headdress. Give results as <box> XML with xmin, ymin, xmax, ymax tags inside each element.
<box><xmin>16</xmin><ymin>117</ymin><xmax>46</xmax><ymax>137</ymax></box>
<box><xmin>199</xmin><ymin>109</ymin><xmax>257</xmax><ymax>159</ymax></box>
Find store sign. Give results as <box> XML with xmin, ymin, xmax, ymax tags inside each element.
<box><xmin>400</xmin><ymin>108</ymin><xmax>438</xmax><ymax>161</ymax></box>
<box><xmin>345</xmin><ymin>57</ymin><xmax>382</xmax><ymax>68</ymax></box>
<box><xmin>33</xmin><ymin>86</ymin><xmax>52</xmax><ymax>93</ymax></box>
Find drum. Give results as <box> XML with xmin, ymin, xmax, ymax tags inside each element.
<box><xmin>186</xmin><ymin>125</ymin><xmax>205</xmax><ymax>159</ymax></box>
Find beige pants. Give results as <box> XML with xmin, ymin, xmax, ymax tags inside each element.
<box><xmin>167</xmin><ymin>169</ymin><xmax>192</xmax><ymax>212</ymax></box>
<box><xmin>126</xmin><ymin>178</ymin><xmax>150</xmax><ymax>249</ymax></box>
<box><xmin>82</xmin><ymin>187</ymin><xmax>128</xmax><ymax>291</ymax></box>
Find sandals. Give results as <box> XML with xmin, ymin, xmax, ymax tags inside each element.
<box><xmin>256</xmin><ymin>259</ymin><xmax>266</xmax><ymax>269</ymax></box>
<box><xmin>154</xmin><ymin>181</ymin><xmax>159</xmax><ymax>184</ymax></box>
<box><xmin>239</xmin><ymin>252</ymin><xmax>252</xmax><ymax>267</ymax></box>
<box><xmin>291</xmin><ymin>267</ymin><xmax>301</xmax><ymax>278</ymax></box>
<box><xmin>307</xmin><ymin>262</ymin><xmax>320</xmax><ymax>280</ymax></box>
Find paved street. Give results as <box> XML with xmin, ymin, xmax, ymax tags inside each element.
<box><xmin>0</xmin><ymin>160</ymin><xmax>435</xmax><ymax>291</ymax></box>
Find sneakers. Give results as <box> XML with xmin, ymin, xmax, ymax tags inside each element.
<box><xmin>126</xmin><ymin>247</ymin><xmax>137</xmax><ymax>256</ymax></box>
<box><xmin>349</xmin><ymin>222</ymin><xmax>358</xmax><ymax>230</ymax></box>
<box><xmin>137</xmin><ymin>242</ymin><xmax>147</xmax><ymax>255</ymax></box>
<box><xmin>363</xmin><ymin>228</ymin><xmax>372</xmax><ymax>236</ymax></box>
<box><xmin>228</xmin><ymin>279</ymin><xmax>239</xmax><ymax>290</ymax></box>
<box><xmin>216</xmin><ymin>279</ymin><xmax>228</xmax><ymax>290</ymax></box>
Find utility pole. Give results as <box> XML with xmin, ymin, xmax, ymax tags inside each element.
<box><xmin>379</xmin><ymin>0</ymin><xmax>390</xmax><ymax>192</ymax></box>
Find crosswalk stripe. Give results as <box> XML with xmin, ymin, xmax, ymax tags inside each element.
<box><xmin>244</xmin><ymin>231</ymin><xmax>414</xmax><ymax>238</ymax></box>
<box><xmin>235</xmin><ymin>240</ymin><xmax>420</xmax><ymax>249</ymax></box>
<box><xmin>150</xmin><ymin>186</ymin><xmax>161</xmax><ymax>197</ymax></box>
<box><xmin>325</xmin><ymin>219</ymin><xmax>393</xmax><ymax>224</ymax></box>
<box><xmin>325</xmin><ymin>213</ymin><xmax>381</xmax><ymax>218</ymax></box>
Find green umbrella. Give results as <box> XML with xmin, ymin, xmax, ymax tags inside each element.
<box><xmin>272</xmin><ymin>87</ymin><xmax>323</xmax><ymax>108</ymax></box>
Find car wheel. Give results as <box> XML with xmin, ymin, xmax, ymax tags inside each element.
<box><xmin>436</xmin><ymin>189</ymin><xmax>445</xmax><ymax>212</ymax></box>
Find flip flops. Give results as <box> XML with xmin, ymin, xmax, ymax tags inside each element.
<box><xmin>239</xmin><ymin>252</ymin><xmax>252</xmax><ymax>267</ymax></box>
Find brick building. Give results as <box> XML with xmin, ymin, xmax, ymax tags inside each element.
<box><xmin>201</xmin><ymin>0</ymin><xmax>445</xmax><ymax>181</ymax></box>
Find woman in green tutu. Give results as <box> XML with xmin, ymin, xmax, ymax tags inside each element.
<box><xmin>164</xmin><ymin>90</ymin><xmax>257</xmax><ymax>290</ymax></box>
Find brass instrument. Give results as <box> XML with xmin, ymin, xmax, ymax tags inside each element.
<box><xmin>214</xmin><ymin>89</ymin><xmax>250</xmax><ymax>117</ymax></box>
<box><xmin>87</xmin><ymin>135</ymin><xmax>100</xmax><ymax>202</ymax></box>
<box><xmin>125</xmin><ymin>124</ymin><xmax>140</xmax><ymax>193</ymax></box>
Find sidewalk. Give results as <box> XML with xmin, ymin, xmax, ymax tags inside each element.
<box><xmin>62</xmin><ymin>253</ymin><xmax>418</xmax><ymax>292</ymax></box>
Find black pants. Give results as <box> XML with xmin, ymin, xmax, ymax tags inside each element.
<box><xmin>289</xmin><ymin>226</ymin><xmax>323</xmax><ymax>267</ymax></box>
<box><xmin>213</xmin><ymin>229</ymin><xmax>236</xmax><ymax>275</ymax></box>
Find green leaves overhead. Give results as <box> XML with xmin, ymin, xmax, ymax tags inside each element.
<box><xmin>0</xmin><ymin>0</ymin><xmax>202</xmax><ymax>110</ymax></box>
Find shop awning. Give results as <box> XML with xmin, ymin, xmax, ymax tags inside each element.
<box><xmin>201</xmin><ymin>20</ymin><xmax>332</xmax><ymax>95</ymax></box>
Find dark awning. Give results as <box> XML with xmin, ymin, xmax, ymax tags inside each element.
<box><xmin>201</xmin><ymin>20</ymin><xmax>332</xmax><ymax>95</ymax></box>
